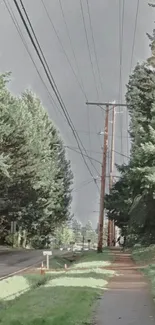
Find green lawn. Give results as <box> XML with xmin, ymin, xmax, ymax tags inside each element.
<box><xmin>132</xmin><ymin>245</ymin><xmax>155</xmax><ymax>264</ymax></box>
<box><xmin>0</xmin><ymin>287</ymin><xmax>99</xmax><ymax>325</ymax></box>
<box><xmin>49</xmin><ymin>254</ymin><xmax>74</xmax><ymax>269</ymax></box>
<box><xmin>49</xmin><ymin>249</ymin><xmax>113</xmax><ymax>269</ymax></box>
<box><xmin>142</xmin><ymin>264</ymin><xmax>155</xmax><ymax>299</ymax></box>
<box><xmin>132</xmin><ymin>245</ymin><xmax>155</xmax><ymax>300</ymax></box>
<box><xmin>0</xmin><ymin>250</ymin><xmax>114</xmax><ymax>325</ymax></box>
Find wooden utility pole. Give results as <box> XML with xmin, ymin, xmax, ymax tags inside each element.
<box><xmin>108</xmin><ymin>105</ymin><xmax>115</xmax><ymax>247</ymax></box>
<box><xmin>109</xmin><ymin>105</ymin><xmax>115</xmax><ymax>190</ymax></box>
<box><xmin>86</xmin><ymin>101</ymin><xmax>127</xmax><ymax>252</ymax></box>
<box><xmin>97</xmin><ymin>105</ymin><xmax>109</xmax><ymax>252</ymax></box>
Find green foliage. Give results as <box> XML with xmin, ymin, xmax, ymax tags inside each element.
<box><xmin>54</xmin><ymin>224</ymin><xmax>74</xmax><ymax>247</ymax></box>
<box><xmin>85</xmin><ymin>220</ymin><xmax>98</xmax><ymax>244</ymax></box>
<box><xmin>25</xmin><ymin>274</ymin><xmax>52</xmax><ymax>289</ymax></box>
<box><xmin>72</xmin><ymin>218</ymin><xmax>82</xmax><ymax>243</ymax></box>
<box><xmin>132</xmin><ymin>245</ymin><xmax>155</xmax><ymax>264</ymax></box>
<box><xmin>53</xmin><ymin>219</ymin><xmax>98</xmax><ymax>248</ymax></box>
<box><xmin>105</xmin><ymin>27</ymin><xmax>155</xmax><ymax>245</ymax></box>
<box><xmin>71</xmin><ymin>218</ymin><xmax>98</xmax><ymax>246</ymax></box>
<box><xmin>105</xmin><ymin>173</ymin><xmax>132</xmax><ymax>230</ymax></box>
<box><xmin>0</xmin><ymin>74</ymin><xmax>73</xmax><ymax>247</ymax></box>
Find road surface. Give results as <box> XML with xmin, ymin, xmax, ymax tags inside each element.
<box><xmin>0</xmin><ymin>249</ymin><xmax>60</xmax><ymax>278</ymax></box>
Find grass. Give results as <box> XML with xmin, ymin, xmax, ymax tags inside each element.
<box><xmin>132</xmin><ymin>245</ymin><xmax>155</xmax><ymax>300</ymax></box>
<box><xmin>0</xmin><ymin>276</ymin><xmax>29</xmax><ymax>301</ymax></box>
<box><xmin>71</xmin><ymin>250</ymin><xmax>113</xmax><ymax>268</ymax></box>
<box><xmin>132</xmin><ymin>245</ymin><xmax>155</xmax><ymax>264</ymax></box>
<box><xmin>0</xmin><ymin>287</ymin><xmax>100</xmax><ymax>325</ymax></box>
<box><xmin>0</xmin><ymin>250</ymin><xmax>114</xmax><ymax>325</ymax></box>
<box><xmin>47</xmin><ymin>268</ymin><xmax>115</xmax><ymax>281</ymax></box>
<box><xmin>142</xmin><ymin>264</ymin><xmax>155</xmax><ymax>299</ymax></box>
<box><xmin>25</xmin><ymin>274</ymin><xmax>52</xmax><ymax>289</ymax></box>
<box><xmin>49</xmin><ymin>253</ymin><xmax>77</xmax><ymax>269</ymax></box>
<box><xmin>49</xmin><ymin>249</ymin><xmax>113</xmax><ymax>270</ymax></box>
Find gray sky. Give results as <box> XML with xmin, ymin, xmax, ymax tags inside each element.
<box><xmin>0</xmin><ymin>0</ymin><xmax>154</xmax><ymax>227</ymax></box>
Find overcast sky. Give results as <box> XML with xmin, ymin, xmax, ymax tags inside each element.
<box><xmin>0</xmin><ymin>0</ymin><xmax>154</xmax><ymax>227</ymax></box>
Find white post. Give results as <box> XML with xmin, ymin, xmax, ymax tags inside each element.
<box><xmin>46</xmin><ymin>255</ymin><xmax>49</xmax><ymax>270</ymax></box>
<box><xmin>43</xmin><ymin>251</ymin><xmax>52</xmax><ymax>270</ymax></box>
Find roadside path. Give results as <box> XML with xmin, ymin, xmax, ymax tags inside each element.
<box><xmin>95</xmin><ymin>251</ymin><xmax>155</xmax><ymax>324</ymax></box>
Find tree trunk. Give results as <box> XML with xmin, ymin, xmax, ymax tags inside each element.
<box><xmin>22</xmin><ymin>229</ymin><xmax>27</xmax><ymax>248</ymax></box>
<box><xmin>17</xmin><ymin>227</ymin><xmax>22</xmax><ymax>247</ymax></box>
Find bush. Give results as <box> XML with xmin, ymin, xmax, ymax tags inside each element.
<box><xmin>25</xmin><ymin>274</ymin><xmax>52</xmax><ymax>289</ymax></box>
<box><xmin>126</xmin><ymin>234</ymin><xmax>137</xmax><ymax>247</ymax></box>
<box><xmin>4</xmin><ymin>234</ymin><xmax>13</xmax><ymax>246</ymax></box>
<box><xmin>30</xmin><ymin>235</ymin><xmax>50</xmax><ymax>249</ymax></box>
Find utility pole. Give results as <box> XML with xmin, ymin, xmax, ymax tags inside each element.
<box><xmin>108</xmin><ymin>105</ymin><xmax>115</xmax><ymax>247</ymax></box>
<box><xmin>109</xmin><ymin>105</ymin><xmax>115</xmax><ymax>190</ymax></box>
<box><xmin>97</xmin><ymin>105</ymin><xmax>109</xmax><ymax>252</ymax></box>
<box><xmin>86</xmin><ymin>102</ymin><xmax>127</xmax><ymax>252</ymax></box>
<box><xmin>86</xmin><ymin>103</ymin><xmax>109</xmax><ymax>252</ymax></box>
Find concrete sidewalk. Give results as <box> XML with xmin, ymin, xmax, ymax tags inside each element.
<box><xmin>95</xmin><ymin>252</ymin><xmax>155</xmax><ymax>325</ymax></box>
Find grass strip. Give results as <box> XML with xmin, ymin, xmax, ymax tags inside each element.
<box><xmin>0</xmin><ymin>250</ymin><xmax>114</xmax><ymax>325</ymax></box>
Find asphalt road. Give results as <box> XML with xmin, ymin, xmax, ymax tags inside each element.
<box><xmin>0</xmin><ymin>249</ymin><xmax>60</xmax><ymax>278</ymax></box>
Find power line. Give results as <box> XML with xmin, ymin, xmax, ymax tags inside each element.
<box><xmin>58</xmin><ymin>0</ymin><xmax>85</xmax><ymax>94</ymax></box>
<box><xmin>79</xmin><ymin>0</ymin><xmax>102</xmax><ymax>148</ymax></box>
<box><xmin>42</xmin><ymin>0</ymin><xmax>99</xmax><ymax>152</ymax></box>
<box><xmin>18</xmin><ymin>0</ymin><xmax>98</xmax><ymax>182</ymax></box>
<box><xmin>118</xmin><ymin>0</ymin><xmax>125</xmax><ymax>103</ymax></box>
<box><xmin>128</xmin><ymin>0</ymin><xmax>140</xmax><ymax>158</ymax></box>
<box><xmin>54</xmin><ymin>143</ymin><xmax>101</xmax><ymax>164</ymax></box>
<box><xmin>85</xmin><ymin>0</ymin><xmax>104</xmax><ymax>149</ymax></box>
<box><xmin>66</xmin><ymin>146</ymin><xmax>101</xmax><ymax>165</ymax></box>
<box><xmin>118</xmin><ymin>0</ymin><xmax>124</xmax><ymax>163</ymax></box>
<box><xmin>3</xmin><ymin>0</ymin><xmax>76</xmax><ymax>148</ymax></box>
<box><xmin>113</xmin><ymin>149</ymin><xmax>130</xmax><ymax>160</ymax></box>
<box><xmin>80</xmin><ymin>0</ymin><xmax>99</xmax><ymax>99</ymax></box>
<box><xmin>67</xmin><ymin>146</ymin><xmax>130</xmax><ymax>160</ymax></box>
<box><xmin>67</xmin><ymin>129</ymin><xmax>130</xmax><ymax>138</ymax></box>
<box><xmin>65</xmin><ymin>146</ymin><xmax>103</xmax><ymax>155</ymax></box>
<box><xmin>120</xmin><ymin>0</ymin><xmax>129</xmax><ymax>159</ymax></box>
<box><xmin>130</xmin><ymin>0</ymin><xmax>140</xmax><ymax>72</ymax></box>
<box><xmin>87</xmin><ymin>107</ymin><xmax>92</xmax><ymax>159</ymax></box>
<box><xmin>86</xmin><ymin>0</ymin><xmax>103</xmax><ymax>94</ymax></box>
<box><xmin>3</xmin><ymin>0</ymin><xmax>66</xmax><ymax>123</ymax></box>
<box><xmin>13</xmin><ymin>0</ymin><xmax>100</xmax><ymax>189</ymax></box>
<box><xmin>41</xmin><ymin>0</ymin><xmax>87</xmax><ymax>100</ymax></box>
<box><xmin>72</xmin><ymin>179</ymin><xmax>95</xmax><ymax>193</ymax></box>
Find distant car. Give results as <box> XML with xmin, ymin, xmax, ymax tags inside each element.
<box><xmin>60</xmin><ymin>247</ymin><xmax>63</xmax><ymax>251</ymax></box>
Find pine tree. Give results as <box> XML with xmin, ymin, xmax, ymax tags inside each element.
<box><xmin>0</xmin><ymin>75</ymin><xmax>73</xmax><ymax>247</ymax></box>
<box><xmin>105</xmin><ymin>27</ymin><xmax>155</xmax><ymax>243</ymax></box>
<box><xmin>72</xmin><ymin>218</ymin><xmax>82</xmax><ymax>243</ymax></box>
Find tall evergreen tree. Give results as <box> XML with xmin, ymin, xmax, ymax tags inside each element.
<box><xmin>0</xmin><ymin>74</ymin><xmax>73</xmax><ymax>247</ymax></box>
<box><xmin>105</xmin><ymin>27</ymin><xmax>155</xmax><ymax>243</ymax></box>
